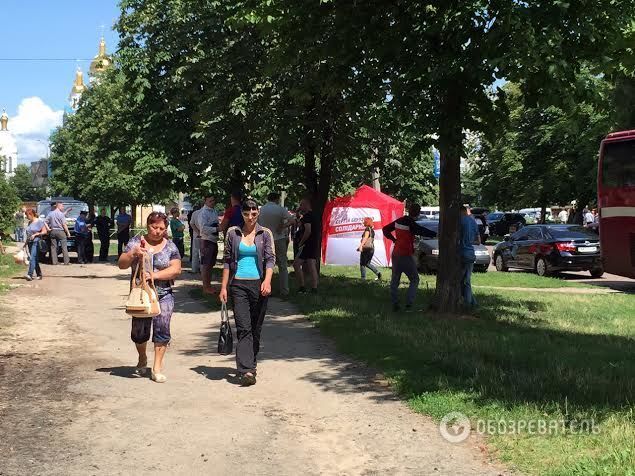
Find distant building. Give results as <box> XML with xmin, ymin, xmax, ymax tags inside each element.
<box><xmin>0</xmin><ymin>109</ymin><xmax>18</xmax><ymax>178</ymax></box>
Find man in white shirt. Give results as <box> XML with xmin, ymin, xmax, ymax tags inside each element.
<box><xmin>558</xmin><ymin>209</ymin><xmax>568</xmax><ymax>224</ymax></box>
<box><xmin>258</xmin><ymin>192</ymin><xmax>292</xmax><ymax>296</ymax></box>
<box><xmin>195</xmin><ymin>194</ymin><xmax>220</xmax><ymax>294</ymax></box>
<box><xmin>583</xmin><ymin>208</ymin><xmax>595</xmax><ymax>228</ymax></box>
<box><xmin>190</xmin><ymin>205</ymin><xmax>202</xmax><ymax>274</ymax></box>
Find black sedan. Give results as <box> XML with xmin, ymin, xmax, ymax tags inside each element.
<box><xmin>415</xmin><ymin>220</ymin><xmax>491</xmax><ymax>273</ymax></box>
<box><xmin>493</xmin><ymin>225</ymin><xmax>603</xmax><ymax>277</ymax></box>
<box><xmin>487</xmin><ymin>212</ymin><xmax>526</xmax><ymax>237</ymax></box>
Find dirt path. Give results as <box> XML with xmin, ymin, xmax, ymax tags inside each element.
<box><xmin>0</xmin><ymin>262</ymin><xmax>508</xmax><ymax>476</ymax></box>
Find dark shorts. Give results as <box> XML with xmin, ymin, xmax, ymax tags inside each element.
<box><xmin>297</xmin><ymin>242</ymin><xmax>318</xmax><ymax>260</ymax></box>
<box><xmin>200</xmin><ymin>240</ymin><xmax>218</xmax><ymax>266</ymax></box>
<box><xmin>130</xmin><ymin>293</ymin><xmax>174</xmax><ymax>344</ymax></box>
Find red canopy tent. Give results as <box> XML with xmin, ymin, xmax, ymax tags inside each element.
<box><xmin>321</xmin><ymin>185</ymin><xmax>404</xmax><ymax>267</ymax></box>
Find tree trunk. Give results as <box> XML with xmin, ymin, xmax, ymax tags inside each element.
<box><xmin>433</xmin><ymin>126</ymin><xmax>465</xmax><ymax>314</ymax></box>
<box><xmin>540</xmin><ymin>203</ymin><xmax>547</xmax><ymax>224</ymax></box>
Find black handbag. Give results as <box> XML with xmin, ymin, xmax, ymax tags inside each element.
<box><xmin>217</xmin><ymin>302</ymin><xmax>234</xmax><ymax>355</ymax></box>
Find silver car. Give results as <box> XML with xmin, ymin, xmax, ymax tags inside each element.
<box><xmin>414</xmin><ymin>220</ymin><xmax>491</xmax><ymax>273</ymax></box>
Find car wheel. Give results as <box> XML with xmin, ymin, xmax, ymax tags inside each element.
<box><xmin>535</xmin><ymin>257</ymin><xmax>551</xmax><ymax>277</ymax></box>
<box><xmin>475</xmin><ymin>265</ymin><xmax>488</xmax><ymax>273</ymax></box>
<box><xmin>590</xmin><ymin>267</ymin><xmax>604</xmax><ymax>278</ymax></box>
<box><xmin>495</xmin><ymin>254</ymin><xmax>508</xmax><ymax>272</ymax></box>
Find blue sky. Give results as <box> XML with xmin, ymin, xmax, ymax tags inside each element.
<box><xmin>0</xmin><ymin>0</ymin><xmax>120</xmax><ymax>164</ymax></box>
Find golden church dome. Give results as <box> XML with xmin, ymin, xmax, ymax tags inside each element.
<box><xmin>89</xmin><ymin>37</ymin><xmax>112</xmax><ymax>77</ymax></box>
<box><xmin>70</xmin><ymin>68</ymin><xmax>87</xmax><ymax>95</ymax></box>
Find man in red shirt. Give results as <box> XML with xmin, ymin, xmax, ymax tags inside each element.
<box><xmin>383</xmin><ymin>203</ymin><xmax>435</xmax><ymax>311</ymax></box>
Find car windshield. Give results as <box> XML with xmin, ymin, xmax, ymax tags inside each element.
<box><xmin>488</xmin><ymin>212</ymin><xmax>504</xmax><ymax>220</ymax></box>
<box><xmin>546</xmin><ymin>226</ymin><xmax>599</xmax><ymax>239</ymax></box>
<box><xmin>416</xmin><ymin>221</ymin><xmax>438</xmax><ymax>237</ymax></box>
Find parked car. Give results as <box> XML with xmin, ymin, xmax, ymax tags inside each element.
<box><xmin>36</xmin><ymin>197</ymin><xmax>89</xmax><ymax>261</ymax></box>
<box><xmin>492</xmin><ymin>224</ymin><xmax>603</xmax><ymax>277</ymax></box>
<box><xmin>487</xmin><ymin>212</ymin><xmax>526</xmax><ymax>236</ymax></box>
<box><xmin>414</xmin><ymin>220</ymin><xmax>491</xmax><ymax>273</ymax></box>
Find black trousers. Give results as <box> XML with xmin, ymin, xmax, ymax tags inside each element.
<box><xmin>173</xmin><ymin>237</ymin><xmax>185</xmax><ymax>260</ymax></box>
<box><xmin>98</xmin><ymin>234</ymin><xmax>110</xmax><ymax>261</ymax></box>
<box><xmin>117</xmin><ymin>230</ymin><xmax>130</xmax><ymax>257</ymax></box>
<box><xmin>76</xmin><ymin>235</ymin><xmax>88</xmax><ymax>264</ymax></box>
<box><xmin>230</xmin><ymin>280</ymin><xmax>269</xmax><ymax>374</ymax></box>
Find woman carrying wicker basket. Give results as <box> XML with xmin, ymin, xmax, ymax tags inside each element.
<box><xmin>118</xmin><ymin>212</ymin><xmax>182</xmax><ymax>383</ymax></box>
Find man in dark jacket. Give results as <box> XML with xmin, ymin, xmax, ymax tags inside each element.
<box><xmin>383</xmin><ymin>203</ymin><xmax>435</xmax><ymax>312</ymax></box>
<box><xmin>94</xmin><ymin>208</ymin><xmax>113</xmax><ymax>261</ymax></box>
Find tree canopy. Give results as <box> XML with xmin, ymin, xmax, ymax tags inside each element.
<box><xmin>48</xmin><ymin>0</ymin><xmax>635</xmax><ymax>312</ymax></box>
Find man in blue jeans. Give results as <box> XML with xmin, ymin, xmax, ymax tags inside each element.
<box><xmin>383</xmin><ymin>203</ymin><xmax>435</xmax><ymax>312</ymax></box>
<box><xmin>460</xmin><ymin>206</ymin><xmax>481</xmax><ymax>309</ymax></box>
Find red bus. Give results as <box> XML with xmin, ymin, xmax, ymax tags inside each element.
<box><xmin>597</xmin><ymin>130</ymin><xmax>635</xmax><ymax>278</ymax></box>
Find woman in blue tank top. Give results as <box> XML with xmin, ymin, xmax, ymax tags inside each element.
<box><xmin>220</xmin><ymin>199</ymin><xmax>276</xmax><ymax>386</ymax></box>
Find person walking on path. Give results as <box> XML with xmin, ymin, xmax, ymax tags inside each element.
<box><xmin>116</xmin><ymin>207</ymin><xmax>132</xmax><ymax>257</ymax></box>
<box><xmin>460</xmin><ymin>206</ymin><xmax>481</xmax><ymax>309</ymax></box>
<box><xmin>169</xmin><ymin>207</ymin><xmax>186</xmax><ymax>259</ymax></box>
<box><xmin>195</xmin><ymin>195</ymin><xmax>220</xmax><ymax>294</ymax></box>
<box><xmin>46</xmin><ymin>202</ymin><xmax>71</xmax><ymax>265</ymax></box>
<box><xmin>357</xmin><ymin>217</ymin><xmax>381</xmax><ymax>281</ymax></box>
<box><xmin>14</xmin><ymin>208</ymin><xmax>27</xmax><ymax>243</ymax></box>
<box><xmin>74</xmin><ymin>211</ymin><xmax>90</xmax><ymax>264</ymax></box>
<box><xmin>95</xmin><ymin>208</ymin><xmax>113</xmax><ymax>261</ymax></box>
<box><xmin>293</xmin><ymin>197</ymin><xmax>319</xmax><ymax>293</ymax></box>
<box><xmin>258</xmin><ymin>192</ymin><xmax>292</xmax><ymax>297</ymax></box>
<box><xmin>189</xmin><ymin>205</ymin><xmax>202</xmax><ymax>274</ymax></box>
<box><xmin>220</xmin><ymin>191</ymin><xmax>245</xmax><ymax>233</ymax></box>
<box><xmin>118</xmin><ymin>212</ymin><xmax>182</xmax><ymax>383</ymax></box>
<box><xmin>24</xmin><ymin>208</ymin><xmax>49</xmax><ymax>281</ymax></box>
<box><xmin>219</xmin><ymin>199</ymin><xmax>275</xmax><ymax>386</ymax></box>
<box><xmin>382</xmin><ymin>203</ymin><xmax>435</xmax><ymax>312</ymax></box>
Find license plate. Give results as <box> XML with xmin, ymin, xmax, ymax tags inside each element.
<box><xmin>578</xmin><ymin>246</ymin><xmax>597</xmax><ymax>253</ymax></box>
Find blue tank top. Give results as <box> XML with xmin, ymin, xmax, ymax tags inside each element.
<box><xmin>235</xmin><ymin>242</ymin><xmax>260</xmax><ymax>279</ymax></box>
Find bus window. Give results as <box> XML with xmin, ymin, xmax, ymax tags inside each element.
<box><xmin>602</xmin><ymin>140</ymin><xmax>635</xmax><ymax>188</ymax></box>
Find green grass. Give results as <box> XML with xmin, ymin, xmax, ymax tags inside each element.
<box><xmin>282</xmin><ymin>265</ymin><xmax>635</xmax><ymax>475</ymax></box>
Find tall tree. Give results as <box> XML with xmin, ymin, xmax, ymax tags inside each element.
<box><xmin>50</xmin><ymin>68</ymin><xmax>181</xmax><ymax>207</ymax></box>
<box><xmin>0</xmin><ymin>157</ymin><xmax>20</xmax><ymax>236</ymax></box>
<box><xmin>372</xmin><ymin>1</ymin><xmax>633</xmax><ymax>312</ymax></box>
<box><xmin>9</xmin><ymin>164</ymin><xmax>47</xmax><ymax>202</ymax></box>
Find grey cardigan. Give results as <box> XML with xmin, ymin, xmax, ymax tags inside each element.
<box><xmin>223</xmin><ymin>224</ymin><xmax>276</xmax><ymax>284</ymax></box>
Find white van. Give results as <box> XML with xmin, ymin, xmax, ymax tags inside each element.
<box><xmin>419</xmin><ymin>206</ymin><xmax>440</xmax><ymax>220</ymax></box>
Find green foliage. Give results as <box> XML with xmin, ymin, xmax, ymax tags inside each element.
<box><xmin>0</xmin><ymin>159</ymin><xmax>20</xmax><ymax>234</ymax></box>
<box><xmin>49</xmin><ymin>68</ymin><xmax>181</xmax><ymax>206</ymax></box>
<box><xmin>471</xmin><ymin>78</ymin><xmax>613</xmax><ymax>210</ymax></box>
<box><xmin>9</xmin><ymin>164</ymin><xmax>46</xmax><ymax>202</ymax></box>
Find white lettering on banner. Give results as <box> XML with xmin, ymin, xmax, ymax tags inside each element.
<box><xmin>329</xmin><ymin>207</ymin><xmax>382</xmax><ymax>234</ymax></box>
<box><xmin>325</xmin><ymin>207</ymin><xmax>388</xmax><ymax>267</ymax></box>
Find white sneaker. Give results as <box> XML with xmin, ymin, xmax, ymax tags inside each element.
<box><xmin>25</xmin><ymin>275</ymin><xmax>33</xmax><ymax>281</ymax></box>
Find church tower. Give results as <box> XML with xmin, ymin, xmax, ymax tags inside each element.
<box><xmin>89</xmin><ymin>37</ymin><xmax>112</xmax><ymax>84</ymax></box>
<box><xmin>0</xmin><ymin>109</ymin><xmax>18</xmax><ymax>178</ymax></box>
<box><xmin>69</xmin><ymin>68</ymin><xmax>87</xmax><ymax>111</ymax></box>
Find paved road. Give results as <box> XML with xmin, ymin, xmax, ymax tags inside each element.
<box><xmin>0</xmin><ymin>262</ymin><xmax>508</xmax><ymax>476</ymax></box>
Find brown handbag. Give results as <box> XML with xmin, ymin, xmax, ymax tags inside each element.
<box><xmin>125</xmin><ymin>254</ymin><xmax>161</xmax><ymax>318</ymax></box>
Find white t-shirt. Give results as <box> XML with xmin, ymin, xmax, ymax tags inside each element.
<box><xmin>558</xmin><ymin>210</ymin><xmax>568</xmax><ymax>223</ymax></box>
